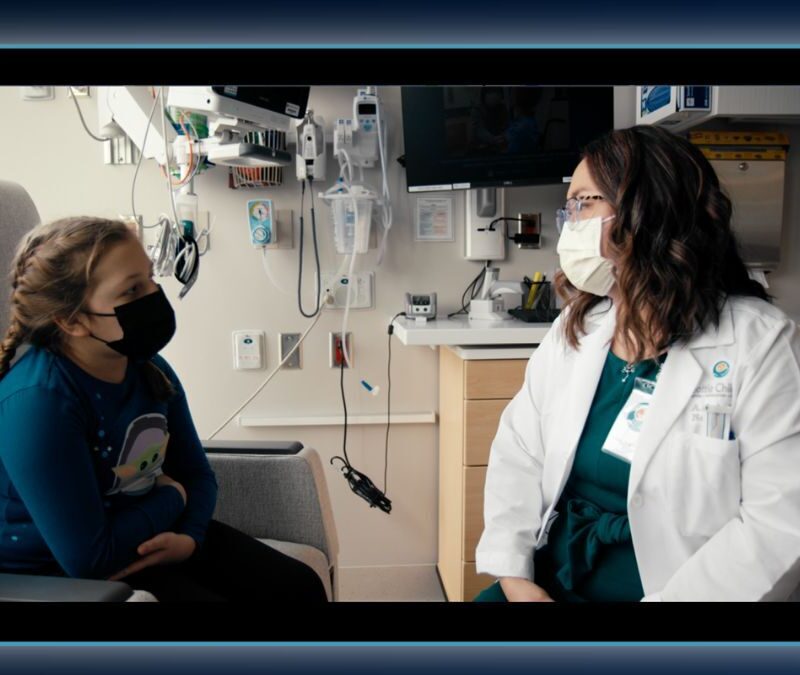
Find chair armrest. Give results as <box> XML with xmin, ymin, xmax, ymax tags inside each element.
<box><xmin>204</xmin><ymin>444</ymin><xmax>339</xmax><ymax>571</ymax></box>
<box><xmin>0</xmin><ymin>573</ymin><xmax>132</xmax><ymax>602</ymax></box>
<box><xmin>203</xmin><ymin>440</ymin><xmax>303</xmax><ymax>455</ymax></box>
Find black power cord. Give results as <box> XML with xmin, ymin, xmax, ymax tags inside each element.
<box><xmin>298</xmin><ymin>178</ymin><xmax>322</xmax><ymax>318</ymax></box>
<box><xmin>508</xmin><ymin>232</ymin><xmax>540</xmax><ymax>245</ymax></box>
<box><xmin>330</xmin><ymin>346</ymin><xmax>392</xmax><ymax>514</ymax></box>
<box><xmin>479</xmin><ymin>217</ymin><xmax>541</xmax><ymax>245</ymax></box>
<box><xmin>478</xmin><ymin>216</ymin><xmax>529</xmax><ymax>232</ymax></box>
<box><xmin>447</xmin><ymin>262</ymin><xmax>490</xmax><ymax>318</ymax></box>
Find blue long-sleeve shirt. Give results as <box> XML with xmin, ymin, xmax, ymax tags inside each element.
<box><xmin>0</xmin><ymin>346</ymin><xmax>218</xmax><ymax>579</ymax></box>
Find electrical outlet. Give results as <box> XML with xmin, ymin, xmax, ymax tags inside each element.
<box><xmin>68</xmin><ymin>86</ymin><xmax>90</xmax><ymax>98</ymax></box>
<box><xmin>516</xmin><ymin>212</ymin><xmax>541</xmax><ymax>249</ymax></box>
<box><xmin>329</xmin><ymin>332</ymin><xmax>353</xmax><ymax>368</ymax></box>
<box><xmin>279</xmin><ymin>333</ymin><xmax>302</xmax><ymax>369</ymax></box>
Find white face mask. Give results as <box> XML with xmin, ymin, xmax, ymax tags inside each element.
<box><xmin>556</xmin><ymin>215</ymin><xmax>616</xmax><ymax>296</ymax></box>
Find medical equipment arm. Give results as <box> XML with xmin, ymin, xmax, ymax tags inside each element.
<box><xmin>654</xmin><ymin>319</ymin><xmax>800</xmax><ymax>601</ymax></box>
<box><xmin>99</xmin><ymin>86</ymin><xmax>291</xmax><ymax>170</ymax></box>
<box><xmin>98</xmin><ymin>86</ymin><xmax>171</xmax><ymax>162</ymax></box>
<box><xmin>475</xmin><ymin>317</ymin><xmax>561</xmax><ymax>581</ymax></box>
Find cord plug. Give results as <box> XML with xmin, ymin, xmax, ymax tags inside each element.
<box><xmin>388</xmin><ymin>311</ymin><xmax>406</xmax><ymax>335</ymax></box>
<box><xmin>508</xmin><ymin>233</ymin><xmax>539</xmax><ymax>245</ymax></box>
<box><xmin>335</xmin><ymin>461</ymin><xmax>392</xmax><ymax>514</ymax></box>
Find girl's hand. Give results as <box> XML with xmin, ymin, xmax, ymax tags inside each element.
<box><xmin>108</xmin><ymin>532</ymin><xmax>196</xmax><ymax>581</ymax></box>
<box><xmin>499</xmin><ymin>577</ymin><xmax>555</xmax><ymax>602</ymax></box>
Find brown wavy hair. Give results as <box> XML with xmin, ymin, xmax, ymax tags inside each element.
<box><xmin>554</xmin><ymin>125</ymin><xmax>770</xmax><ymax>361</ymax></box>
<box><xmin>0</xmin><ymin>217</ymin><xmax>175</xmax><ymax>401</ymax></box>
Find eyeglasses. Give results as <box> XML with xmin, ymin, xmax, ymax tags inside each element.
<box><xmin>556</xmin><ymin>195</ymin><xmax>606</xmax><ymax>233</ymax></box>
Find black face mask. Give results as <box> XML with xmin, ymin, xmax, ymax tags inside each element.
<box><xmin>83</xmin><ymin>286</ymin><xmax>176</xmax><ymax>361</ymax></box>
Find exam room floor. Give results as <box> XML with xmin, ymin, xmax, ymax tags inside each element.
<box><xmin>338</xmin><ymin>564</ymin><xmax>446</xmax><ymax>602</ymax></box>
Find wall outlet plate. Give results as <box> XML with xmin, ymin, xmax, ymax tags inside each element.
<box><xmin>232</xmin><ymin>330</ymin><xmax>265</xmax><ymax>370</ymax></box>
<box><xmin>329</xmin><ymin>332</ymin><xmax>353</xmax><ymax>368</ymax></box>
<box><xmin>20</xmin><ymin>86</ymin><xmax>54</xmax><ymax>101</ymax></box>
<box><xmin>319</xmin><ymin>271</ymin><xmax>374</xmax><ymax>309</ymax></box>
<box><xmin>68</xmin><ymin>86</ymin><xmax>90</xmax><ymax>98</ymax></box>
<box><xmin>278</xmin><ymin>333</ymin><xmax>302</xmax><ymax>369</ymax></box>
<box><xmin>517</xmin><ymin>212</ymin><xmax>541</xmax><ymax>249</ymax></box>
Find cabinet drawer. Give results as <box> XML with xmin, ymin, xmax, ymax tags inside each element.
<box><xmin>464</xmin><ymin>399</ymin><xmax>508</xmax><ymax>466</ymax></box>
<box><xmin>463</xmin><ymin>466</ymin><xmax>487</xmax><ymax>561</ymax></box>
<box><xmin>462</xmin><ymin>562</ymin><xmax>497</xmax><ymax>602</ymax></box>
<box><xmin>464</xmin><ymin>359</ymin><xmax>527</xmax><ymax>400</ymax></box>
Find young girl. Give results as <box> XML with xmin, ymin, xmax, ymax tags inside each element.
<box><xmin>0</xmin><ymin>216</ymin><xmax>328</xmax><ymax>602</ymax></box>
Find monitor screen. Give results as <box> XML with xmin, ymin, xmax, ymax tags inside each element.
<box><xmin>210</xmin><ymin>86</ymin><xmax>310</xmax><ymax>120</ymax></box>
<box><xmin>401</xmin><ymin>86</ymin><xmax>615</xmax><ymax>192</ymax></box>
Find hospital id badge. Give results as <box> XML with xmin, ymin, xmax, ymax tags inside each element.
<box><xmin>601</xmin><ymin>377</ymin><xmax>656</xmax><ymax>464</ymax></box>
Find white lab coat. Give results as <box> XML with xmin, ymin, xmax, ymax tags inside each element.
<box><xmin>475</xmin><ymin>295</ymin><xmax>800</xmax><ymax>601</ymax></box>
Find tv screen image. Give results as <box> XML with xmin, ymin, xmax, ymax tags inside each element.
<box><xmin>401</xmin><ymin>86</ymin><xmax>614</xmax><ymax>192</ymax></box>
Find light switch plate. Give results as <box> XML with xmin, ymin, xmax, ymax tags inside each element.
<box><xmin>20</xmin><ymin>87</ymin><xmax>54</xmax><ymax>101</ymax></box>
<box><xmin>278</xmin><ymin>333</ymin><xmax>302</xmax><ymax>369</ymax></box>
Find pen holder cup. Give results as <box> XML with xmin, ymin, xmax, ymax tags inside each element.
<box><xmin>509</xmin><ymin>281</ymin><xmax>561</xmax><ymax>323</ymax></box>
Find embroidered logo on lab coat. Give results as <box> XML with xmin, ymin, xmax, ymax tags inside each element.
<box><xmin>713</xmin><ymin>361</ymin><xmax>730</xmax><ymax>378</ymax></box>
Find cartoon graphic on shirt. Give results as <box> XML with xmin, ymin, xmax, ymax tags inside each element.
<box><xmin>105</xmin><ymin>414</ymin><xmax>169</xmax><ymax>497</ymax></box>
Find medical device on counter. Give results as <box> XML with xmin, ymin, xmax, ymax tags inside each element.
<box><xmin>468</xmin><ymin>265</ymin><xmax>525</xmax><ymax>322</ymax></box>
<box><xmin>405</xmin><ymin>293</ymin><xmax>437</xmax><ymax>324</ymax></box>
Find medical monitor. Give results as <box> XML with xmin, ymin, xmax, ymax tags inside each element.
<box><xmin>167</xmin><ymin>86</ymin><xmax>311</xmax><ymax>132</ymax></box>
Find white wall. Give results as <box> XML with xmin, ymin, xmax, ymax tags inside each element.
<box><xmin>2</xmin><ymin>85</ymin><xmax>797</xmax><ymax>568</ymax></box>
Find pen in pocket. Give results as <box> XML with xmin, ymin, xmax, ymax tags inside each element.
<box><xmin>705</xmin><ymin>404</ymin><xmax>733</xmax><ymax>440</ymax></box>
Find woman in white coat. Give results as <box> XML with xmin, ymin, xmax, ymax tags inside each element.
<box><xmin>475</xmin><ymin>125</ymin><xmax>800</xmax><ymax>602</ymax></box>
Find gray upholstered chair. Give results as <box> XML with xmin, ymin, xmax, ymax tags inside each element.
<box><xmin>205</xmin><ymin>440</ymin><xmax>339</xmax><ymax>601</ymax></box>
<box><xmin>0</xmin><ymin>180</ymin><xmax>338</xmax><ymax>601</ymax></box>
<box><xmin>0</xmin><ymin>180</ymin><xmax>39</xmax><ymax>339</ymax></box>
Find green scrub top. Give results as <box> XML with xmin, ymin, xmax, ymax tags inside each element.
<box><xmin>534</xmin><ymin>349</ymin><xmax>668</xmax><ymax>602</ymax></box>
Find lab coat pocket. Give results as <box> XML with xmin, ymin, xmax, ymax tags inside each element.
<box><xmin>669</xmin><ymin>432</ymin><xmax>741</xmax><ymax>539</ymax></box>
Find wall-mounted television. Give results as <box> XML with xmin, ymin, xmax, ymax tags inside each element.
<box><xmin>401</xmin><ymin>86</ymin><xmax>614</xmax><ymax>192</ymax></box>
